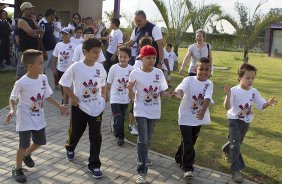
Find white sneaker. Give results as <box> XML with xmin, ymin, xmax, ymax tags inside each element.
<box><xmin>136</xmin><ymin>174</ymin><xmax>146</xmax><ymax>184</ymax></box>
<box><xmin>129</xmin><ymin>126</ymin><xmax>138</xmax><ymax>135</ymax></box>
<box><xmin>184</xmin><ymin>171</ymin><xmax>193</xmax><ymax>179</ymax></box>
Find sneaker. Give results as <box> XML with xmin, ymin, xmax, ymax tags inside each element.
<box><xmin>129</xmin><ymin>126</ymin><xmax>138</xmax><ymax>136</ymax></box>
<box><xmin>233</xmin><ymin>171</ymin><xmax>243</xmax><ymax>183</ymax></box>
<box><xmin>117</xmin><ymin>137</ymin><xmax>125</xmax><ymax>146</ymax></box>
<box><xmin>136</xmin><ymin>174</ymin><xmax>146</xmax><ymax>184</ymax></box>
<box><xmin>146</xmin><ymin>159</ymin><xmax>153</xmax><ymax>166</ymax></box>
<box><xmin>66</xmin><ymin>151</ymin><xmax>75</xmax><ymax>161</ymax></box>
<box><xmin>12</xmin><ymin>167</ymin><xmax>27</xmax><ymax>183</ymax></box>
<box><xmin>88</xmin><ymin>168</ymin><xmax>103</xmax><ymax>179</ymax></box>
<box><xmin>23</xmin><ymin>154</ymin><xmax>35</xmax><ymax>168</ymax></box>
<box><xmin>184</xmin><ymin>171</ymin><xmax>193</xmax><ymax>179</ymax></box>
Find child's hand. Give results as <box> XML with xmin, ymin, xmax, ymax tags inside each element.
<box><xmin>196</xmin><ymin>108</ymin><xmax>206</xmax><ymax>120</ymax></box>
<box><xmin>5</xmin><ymin>110</ymin><xmax>14</xmax><ymax>124</ymax></box>
<box><xmin>71</xmin><ymin>96</ymin><xmax>79</xmax><ymax>107</ymax></box>
<box><xmin>268</xmin><ymin>97</ymin><xmax>278</xmax><ymax>106</ymax></box>
<box><xmin>224</xmin><ymin>84</ymin><xmax>231</xmax><ymax>96</ymax></box>
<box><xmin>59</xmin><ymin>105</ymin><xmax>69</xmax><ymax>116</ymax></box>
<box><xmin>127</xmin><ymin>81</ymin><xmax>136</xmax><ymax>90</ymax></box>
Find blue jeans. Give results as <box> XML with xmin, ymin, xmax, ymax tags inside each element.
<box><xmin>45</xmin><ymin>50</ymin><xmax>53</xmax><ymax>68</ymax></box>
<box><xmin>111</xmin><ymin>103</ymin><xmax>128</xmax><ymax>139</ymax></box>
<box><xmin>135</xmin><ymin>117</ymin><xmax>157</xmax><ymax>175</ymax></box>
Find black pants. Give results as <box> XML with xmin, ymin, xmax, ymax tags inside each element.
<box><xmin>104</xmin><ymin>51</ymin><xmax>118</xmax><ymax>73</ymax></box>
<box><xmin>111</xmin><ymin>103</ymin><xmax>128</xmax><ymax>139</ymax></box>
<box><xmin>65</xmin><ymin>106</ymin><xmax>103</xmax><ymax>169</ymax></box>
<box><xmin>0</xmin><ymin>38</ymin><xmax>10</xmax><ymax>65</ymax></box>
<box><xmin>175</xmin><ymin>125</ymin><xmax>201</xmax><ymax>171</ymax></box>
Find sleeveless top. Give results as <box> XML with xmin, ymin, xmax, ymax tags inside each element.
<box><xmin>18</xmin><ymin>17</ymin><xmax>38</xmax><ymax>52</ymax></box>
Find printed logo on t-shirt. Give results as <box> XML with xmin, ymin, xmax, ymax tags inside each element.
<box><xmin>30</xmin><ymin>93</ymin><xmax>44</xmax><ymax>116</ymax></box>
<box><xmin>153</xmin><ymin>74</ymin><xmax>160</xmax><ymax>83</ymax></box>
<box><xmin>250</xmin><ymin>93</ymin><xmax>255</xmax><ymax>101</ymax></box>
<box><xmin>41</xmin><ymin>80</ymin><xmax>46</xmax><ymax>89</ymax></box>
<box><xmin>143</xmin><ymin>85</ymin><xmax>159</xmax><ymax>106</ymax></box>
<box><xmin>191</xmin><ymin>94</ymin><xmax>204</xmax><ymax>114</ymax></box>
<box><xmin>82</xmin><ymin>79</ymin><xmax>99</xmax><ymax>102</ymax></box>
<box><xmin>116</xmin><ymin>78</ymin><xmax>128</xmax><ymax>95</ymax></box>
<box><xmin>60</xmin><ymin>51</ymin><xmax>70</xmax><ymax>61</ymax></box>
<box><xmin>94</xmin><ymin>69</ymin><xmax>100</xmax><ymax>78</ymax></box>
<box><xmin>238</xmin><ymin>103</ymin><xmax>252</xmax><ymax>121</ymax></box>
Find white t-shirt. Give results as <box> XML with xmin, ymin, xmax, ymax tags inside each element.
<box><xmin>131</xmin><ymin>44</ymin><xmax>137</xmax><ymax>57</ymax></box>
<box><xmin>227</xmin><ymin>85</ymin><xmax>266</xmax><ymax>123</ymax></box>
<box><xmin>130</xmin><ymin>26</ymin><xmax>163</xmax><ymax>42</ymax></box>
<box><xmin>70</xmin><ymin>36</ymin><xmax>83</xmax><ymax>46</ymax></box>
<box><xmin>53</xmin><ymin>21</ymin><xmax>62</xmax><ymax>39</ymax></box>
<box><xmin>52</xmin><ymin>42</ymin><xmax>77</xmax><ymax>72</ymax></box>
<box><xmin>10</xmin><ymin>74</ymin><xmax>53</xmax><ymax>131</ymax></box>
<box><xmin>167</xmin><ymin>51</ymin><xmax>178</xmax><ymax>71</ymax></box>
<box><xmin>188</xmin><ymin>43</ymin><xmax>211</xmax><ymax>73</ymax></box>
<box><xmin>133</xmin><ymin>59</ymin><xmax>142</xmax><ymax>70</ymax></box>
<box><xmin>129</xmin><ymin>68</ymin><xmax>168</xmax><ymax>119</ymax></box>
<box><xmin>59</xmin><ymin>62</ymin><xmax>107</xmax><ymax>116</ymax></box>
<box><xmin>162</xmin><ymin>48</ymin><xmax>170</xmax><ymax>70</ymax></box>
<box><xmin>107</xmin><ymin>29</ymin><xmax>123</xmax><ymax>54</ymax></box>
<box><xmin>107</xmin><ymin>64</ymin><xmax>133</xmax><ymax>104</ymax></box>
<box><xmin>72</xmin><ymin>44</ymin><xmax>106</xmax><ymax>63</ymax></box>
<box><xmin>176</xmin><ymin>76</ymin><xmax>213</xmax><ymax>126</ymax></box>
<box><xmin>67</xmin><ymin>23</ymin><xmax>75</xmax><ymax>32</ymax></box>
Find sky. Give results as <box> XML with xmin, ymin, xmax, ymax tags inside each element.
<box><xmin>2</xmin><ymin>0</ymin><xmax>282</xmax><ymax>33</ymax></box>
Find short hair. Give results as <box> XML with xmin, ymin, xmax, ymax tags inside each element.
<box><xmin>75</xmin><ymin>26</ymin><xmax>83</xmax><ymax>32</ymax></box>
<box><xmin>86</xmin><ymin>16</ymin><xmax>93</xmax><ymax>20</ymax></box>
<box><xmin>196</xmin><ymin>29</ymin><xmax>206</xmax><ymax>38</ymax></box>
<box><xmin>196</xmin><ymin>57</ymin><xmax>211</xmax><ymax>67</ymax></box>
<box><xmin>166</xmin><ymin>43</ymin><xmax>172</xmax><ymax>48</ymax></box>
<box><xmin>118</xmin><ymin>46</ymin><xmax>131</xmax><ymax>58</ymax></box>
<box><xmin>139</xmin><ymin>36</ymin><xmax>153</xmax><ymax>47</ymax></box>
<box><xmin>83</xmin><ymin>38</ymin><xmax>102</xmax><ymax>51</ymax></box>
<box><xmin>22</xmin><ymin>49</ymin><xmax>43</xmax><ymax>68</ymax></box>
<box><xmin>55</xmin><ymin>15</ymin><xmax>59</xmax><ymax>21</ymax></box>
<box><xmin>111</xmin><ymin>18</ymin><xmax>120</xmax><ymax>27</ymax></box>
<box><xmin>44</xmin><ymin>8</ymin><xmax>56</xmax><ymax>17</ymax></box>
<box><xmin>238</xmin><ymin>63</ymin><xmax>257</xmax><ymax>81</ymax></box>
<box><xmin>0</xmin><ymin>10</ymin><xmax>8</xmax><ymax>16</ymax></box>
<box><xmin>135</xmin><ymin>10</ymin><xmax>146</xmax><ymax>19</ymax></box>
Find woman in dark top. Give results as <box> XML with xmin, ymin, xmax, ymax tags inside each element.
<box><xmin>67</xmin><ymin>13</ymin><xmax>81</xmax><ymax>34</ymax></box>
<box><xmin>0</xmin><ymin>10</ymin><xmax>11</xmax><ymax>67</ymax></box>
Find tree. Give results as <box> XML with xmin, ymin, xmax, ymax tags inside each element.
<box><xmin>222</xmin><ymin>1</ymin><xmax>282</xmax><ymax>63</ymax></box>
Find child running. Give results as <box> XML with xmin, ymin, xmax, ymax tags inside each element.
<box><xmin>174</xmin><ymin>57</ymin><xmax>213</xmax><ymax>181</ymax></box>
<box><xmin>128</xmin><ymin>45</ymin><xmax>171</xmax><ymax>184</ymax></box>
<box><xmin>5</xmin><ymin>49</ymin><xmax>67</xmax><ymax>183</ymax></box>
<box><xmin>222</xmin><ymin>63</ymin><xmax>277</xmax><ymax>183</ymax></box>
<box><xmin>59</xmin><ymin>38</ymin><xmax>107</xmax><ymax>179</ymax></box>
<box><xmin>105</xmin><ymin>46</ymin><xmax>133</xmax><ymax>146</ymax></box>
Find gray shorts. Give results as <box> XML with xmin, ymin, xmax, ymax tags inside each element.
<box><xmin>19</xmin><ymin>128</ymin><xmax>46</xmax><ymax>149</ymax></box>
<box><xmin>16</xmin><ymin>52</ymin><xmax>27</xmax><ymax>79</ymax></box>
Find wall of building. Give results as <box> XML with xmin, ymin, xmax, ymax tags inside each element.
<box><xmin>78</xmin><ymin>0</ymin><xmax>103</xmax><ymax>21</ymax></box>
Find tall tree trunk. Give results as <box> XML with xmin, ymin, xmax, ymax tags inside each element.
<box><xmin>243</xmin><ymin>49</ymin><xmax>249</xmax><ymax>63</ymax></box>
<box><xmin>174</xmin><ymin>44</ymin><xmax>179</xmax><ymax>70</ymax></box>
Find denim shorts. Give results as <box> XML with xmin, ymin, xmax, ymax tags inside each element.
<box><xmin>19</xmin><ymin>128</ymin><xmax>46</xmax><ymax>149</ymax></box>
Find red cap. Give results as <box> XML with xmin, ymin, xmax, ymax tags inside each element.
<box><xmin>140</xmin><ymin>45</ymin><xmax>157</xmax><ymax>58</ymax></box>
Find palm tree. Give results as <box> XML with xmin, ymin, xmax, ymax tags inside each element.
<box><xmin>222</xmin><ymin>1</ymin><xmax>282</xmax><ymax>63</ymax></box>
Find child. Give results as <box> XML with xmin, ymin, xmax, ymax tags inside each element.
<box><xmin>5</xmin><ymin>49</ymin><xmax>67</xmax><ymax>183</ymax></box>
<box><xmin>105</xmin><ymin>46</ymin><xmax>133</xmax><ymax>146</ymax></box>
<box><xmin>59</xmin><ymin>38</ymin><xmax>107</xmax><ymax>179</ymax></box>
<box><xmin>161</xmin><ymin>48</ymin><xmax>171</xmax><ymax>87</ymax></box>
<box><xmin>166</xmin><ymin>43</ymin><xmax>178</xmax><ymax>71</ymax></box>
<box><xmin>174</xmin><ymin>57</ymin><xmax>213</xmax><ymax>180</ymax></box>
<box><xmin>222</xmin><ymin>63</ymin><xmax>277</xmax><ymax>183</ymax></box>
<box><xmin>128</xmin><ymin>45</ymin><xmax>171</xmax><ymax>184</ymax></box>
<box><xmin>51</xmin><ymin>27</ymin><xmax>77</xmax><ymax>104</ymax></box>
<box><xmin>70</xmin><ymin>26</ymin><xmax>83</xmax><ymax>46</ymax></box>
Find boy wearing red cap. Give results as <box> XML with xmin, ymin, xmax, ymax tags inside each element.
<box><xmin>128</xmin><ymin>45</ymin><xmax>171</xmax><ymax>184</ymax></box>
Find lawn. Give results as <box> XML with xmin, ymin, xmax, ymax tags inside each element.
<box><xmin>0</xmin><ymin>71</ymin><xmax>16</xmax><ymax>109</ymax></box>
<box><xmin>125</xmin><ymin>49</ymin><xmax>282</xmax><ymax>184</ymax></box>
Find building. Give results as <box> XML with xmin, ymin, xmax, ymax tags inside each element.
<box><xmin>265</xmin><ymin>23</ymin><xmax>282</xmax><ymax>57</ymax></box>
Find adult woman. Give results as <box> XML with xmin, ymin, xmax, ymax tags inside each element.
<box><xmin>179</xmin><ymin>29</ymin><xmax>213</xmax><ymax>76</ymax></box>
<box><xmin>67</xmin><ymin>13</ymin><xmax>81</xmax><ymax>33</ymax></box>
<box><xmin>0</xmin><ymin>9</ymin><xmax>11</xmax><ymax>67</ymax></box>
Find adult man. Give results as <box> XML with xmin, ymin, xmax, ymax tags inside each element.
<box><xmin>16</xmin><ymin>2</ymin><xmax>44</xmax><ymax>79</ymax></box>
<box><xmin>125</xmin><ymin>10</ymin><xmax>167</xmax><ymax>71</ymax></box>
<box><xmin>38</xmin><ymin>8</ymin><xmax>57</xmax><ymax>69</ymax></box>
<box><xmin>0</xmin><ymin>9</ymin><xmax>11</xmax><ymax>67</ymax></box>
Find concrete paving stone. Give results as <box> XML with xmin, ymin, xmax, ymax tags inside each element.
<box><xmin>193</xmin><ymin>176</ymin><xmax>216</xmax><ymax>184</ymax></box>
<box><xmin>53</xmin><ymin>174</ymin><xmax>74</xmax><ymax>183</ymax></box>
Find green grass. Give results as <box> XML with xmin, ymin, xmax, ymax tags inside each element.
<box><xmin>125</xmin><ymin>49</ymin><xmax>282</xmax><ymax>184</ymax></box>
<box><xmin>0</xmin><ymin>71</ymin><xmax>16</xmax><ymax>109</ymax></box>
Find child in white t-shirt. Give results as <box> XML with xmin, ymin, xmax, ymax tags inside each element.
<box><xmin>5</xmin><ymin>50</ymin><xmax>67</xmax><ymax>183</ymax></box>
<box><xmin>166</xmin><ymin>43</ymin><xmax>178</xmax><ymax>71</ymax></box>
<box><xmin>105</xmin><ymin>46</ymin><xmax>133</xmax><ymax>146</ymax></box>
<box><xmin>59</xmin><ymin>38</ymin><xmax>107</xmax><ymax>179</ymax></box>
<box><xmin>222</xmin><ymin>63</ymin><xmax>277</xmax><ymax>183</ymax></box>
<box><xmin>51</xmin><ymin>27</ymin><xmax>77</xmax><ymax>105</ymax></box>
<box><xmin>174</xmin><ymin>57</ymin><xmax>213</xmax><ymax>180</ymax></box>
<box><xmin>128</xmin><ymin>45</ymin><xmax>171</xmax><ymax>184</ymax></box>
<box><xmin>161</xmin><ymin>48</ymin><xmax>171</xmax><ymax>87</ymax></box>
<box><xmin>70</xmin><ymin>26</ymin><xmax>83</xmax><ymax>46</ymax></box>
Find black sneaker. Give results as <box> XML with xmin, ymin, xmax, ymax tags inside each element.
<box><xmin>12</xmin><ymin>167</ymin><xmax>27</xmax><ymax>183</ymax></box>
<box><xmin>66</xmin><ymin>151</ymin><xmax>75</xmax><ymax>160</ymax></box>
<box><xmin>117</xmin><ymin>137</ymin><xmax>125</xmax><ymax>146</ymax></box>
<box><xmin>23</xmin><ymin>155</ymin><xmax>35</xmax><ymax>168</ymax></box>
<box><xmin>88</xmin><ymin>168</ymin><xmax>103</xmax><ymax>179</ymax></box>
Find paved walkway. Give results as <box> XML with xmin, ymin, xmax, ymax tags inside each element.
<box><xmin>0</xmin><ymin>69</ymin><xmax>257</xmax><ymax>184</ymax></box>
